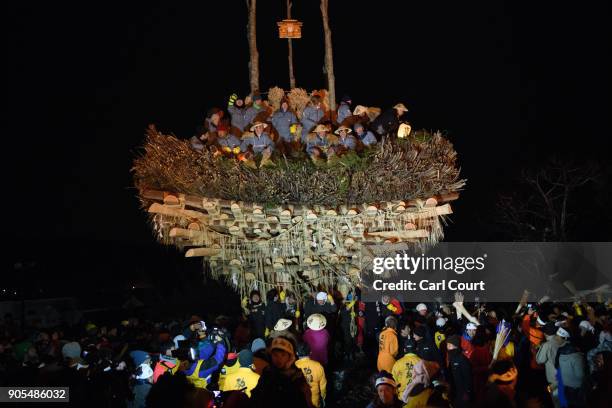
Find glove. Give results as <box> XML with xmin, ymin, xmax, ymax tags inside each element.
<box><xmin>573</xmin><ymin>303</ymin><xmax>583</xmax><ymax>316</ymax></box>
<box><xmin>295</xmin><ymin>310</ymin><xmax>301</xmax><ymax>318</ymax></box>
<box><xmin>327</xmin><ymin>294</ymin><xmax>334</xmax><ymax>304</ymax></box>
<box><xmin>387</xmin><ymin>303</ymin><xmax>398</xmax><ymax>313</ymax></box>
<box><xmin>228</xmin><ymin>93</ymin><xmax>238</xmax><ymax>107</ymax></box>
<box><xmin>222</xmin><ymin>146</ymin><xmax>232</xmax><ymax>153</ymax></box>
<box><xmin>264</xmin><ymin>328</ymin><xmax>270</xmax><ymax>337</ymax></box>
<box><xmin>232</xmin><ymin>146</ymin><xmax>241</xmax><ymax>155</ymax></box>
<box><xmin>279</xmin><ymin>291</ymin><xmax>286</xmax><ymax>301</ymax></box>
<box><xmin>290</xmin><ymin>124</ymin><xmax>297</xmax><ymax>134</ymax></box>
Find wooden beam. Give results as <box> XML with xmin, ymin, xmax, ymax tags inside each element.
<box><xmin>185</xmin><ymin>248</ymin><xmax>221</xmax><ymax>257</ymax></box>
<box><xmin>366</xmin><ymin>230</ymin><xmax>429</xmax><ymax>239</ymax></box>
<box><xmin>169</xmin><ymin>228</ymin><xmax>206</xmax><ymax>240</ymax></box>
<box><xmin>148</xmin><ymin>203</ymin><xmax>208</xmax><ymax>222</ymax></box>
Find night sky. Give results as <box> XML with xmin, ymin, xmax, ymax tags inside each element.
<box><xmin>5</xmin><ymin>1</ymin><xmax>611</xmax><ymax>296</ymax></box>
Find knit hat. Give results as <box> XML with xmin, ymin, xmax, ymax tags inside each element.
<box><xmin>416</xmin><ymin>303</ymin><xmax>428</xmax><ymax>312</ymax></box>
<box><xmin>62</xmin><ymin>342</ymin><xmax>82</xmax><ymax>360</ymax></box>
<box><xmin>129</xmin><ymin>350</ymin><xmax>150</xmax><ymax>367</ymax></box>
<box><xmin>269</xmin><ymin>336</ymin><xmax>295</xmax><ymax>355</ymax></box>
<box><xmin>556</xmin><ymin>327</ymin><xmax>571</xmax><ymax>339</ymax></box>
<box><xmin>436</xmin><ymin>317</ymin><xmax>447</xmax><ymax>328</ymax></box>
<box><xmin>251</xmin><ymin>338</ymin><xmax>266</xmax><ymax>353</ymax></box>
<box><xmin>316</xmin><ymin>292</ymin><xmax>328</xmax><ymax>301</ymax></box>
<box><xmin>413</xmin><ymin>325</ymin><xmax>426</xmax><ymax>338</ymax></box>
<box><xmin>446</xmin><ymin>335</ymin><xmax>461</xmax><ymax>348</ymax></box>
<box><xmin>238</xmin><ymin>349</ymin><xmax>254</xmax><ymax>367</ymax></box>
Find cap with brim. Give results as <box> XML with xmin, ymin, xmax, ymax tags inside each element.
<box><xmin>557</xmin><ymin>327</ymin><xmax>570</xmax><ymax>338</ymax></box>
<box><xmin>307</xmin><ymin>313</ymin><xmax>327</xmax><ymax>331</ymax></box>
<box><xmin>416</xmin><ymin>303</ymin><xmax>427</xmax><ymax>312</ymax></box>
<box><xmin>313</xmin><ymin>124</ymin><xmax>328</xmax><ymax>133</ymax></box>
<box><xmin>334</xmin><ymin>126</ymin><xmax>352</xmax><ymax>135</ymax></box>
<box><xmin>269</xmin><ymin>337</ymin><xmax>294</xmax><ymax>355</ymax></box>
<box><xmin>466</xmin><ymin>322</ymin><xmax>478</xmax><ymax>330</ymax></box>
<box><xmin>251</xmin><ymin>338</ymin><xmax>266</xmax><ymax>353</ymax></box>
<box><xmin>249</xmin><ymin>122</ymin><xmax>268</xmax><ymax>132</ymax></box>
<box><xmin>274</xmin><ymin>318</ymin><xmax>292</xmax><ymax>331</ymax></box>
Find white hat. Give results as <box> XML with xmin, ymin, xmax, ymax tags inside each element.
<box><xmin>375</xmin><ymin>376</ymin><xmax>397</xmax><ymax>388</ymax></box>
<box><xmin>313</xmin><ymin>124</ymin><xmax>329</xmax><ymax>133</ymax></box>
<box><xmin>306</xmin><ymin>313</ymin><xmax>327</xmax><ymax>331</ymax></box>
<box><xmin>249</xmin><ymin>121</ymin><xmax>268</xmax><ymax>132</ymax></box>
<box><xmin>416</xmin><ymin>303</ymin><xmax>427</xmax><ymax>312</ymax></box>
<box><xmin>334</xmin><ymin>125</ymin><xmax>352</xmax><ymax>135</ymax></box>
<box><xmin>316</xmin><ymin>292</ymin><xmax>327</xmax><ymax>301</ymax></box>
<box><xmin>556</xmin><ymin>327</ymin><xmax>570</xmax><ymax>338</ymax></box>
<box><xmin>579</xmin><ymin>320</ymin><xmax>595</xmax><ymax>333</ymax></box>
<box><xmin>274</xmin><ymin>318</ymin><xmax>292</xmax><ymax>331</ymax></box>
<box><xmin>136</xmin><ymin>363</ymin><xmax>154</xmax><ymax>380</ymax></box>
<box><xmin>466</xmin><ymin>322</ymin><xmax>478</xmax><ymax>331</ymax></box>
<box><xmin>436</xmin><ymin>317</ymin><xmax>447</xmax><ymax>328</ymax></box>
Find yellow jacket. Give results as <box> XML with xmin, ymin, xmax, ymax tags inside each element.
<box><xmin>377</xmin><ymin>327</ymin><xmax>398</xmax><ymax>372</ymax></box>
<box><xmin>218</xmin><ymin>360</ymin><xmax>240</xmax><ymax>390</ymax></box>
<box><xmin>296</xmin><ymin>357</ymin><xmax>327</xmax><ymax>407</ymax></box>
<box><xmin>219</xmin><ymin>366</ymin><xmax>260</xmax><ymax>397</ymax></box>
<box><xmin>404</xmin><ymin>388</ymin><xmax>433</xmax><ymax>408</ymax></box>
<box><xmin>391</xmin><ymin>353</ymin><xmax>421</xmax><ymax>398</ymax></box>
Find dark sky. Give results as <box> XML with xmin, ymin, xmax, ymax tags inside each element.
<box><xmin>5</xmin><ymin>1</ymin><xmax>611</xmax><ymax>287</ymax></box>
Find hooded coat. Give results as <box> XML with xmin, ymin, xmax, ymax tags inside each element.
<box><xmin>250</xmin><ymin>365</ymin><xmax>314</xmax><ymax>408</ymax></box>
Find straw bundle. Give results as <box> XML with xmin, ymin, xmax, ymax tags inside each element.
<box><xmin>287</xmin><ymin>88</ymin><xmax>310</xmax><ymax>119</ymax></box>
<box><xmin>493</xmin><ymin>320</ymin><xmax>511</xmax><ymax>360</ymax></box>
<box><xmin>267</xmin><ymin>86</ymin><xmax>285</xmax><ymax>111</ymax></box>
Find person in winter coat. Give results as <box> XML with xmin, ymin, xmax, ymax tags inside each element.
<box><xmin>469</xmin><ymin>326</ymin><xmax>492</xmax><ymax>402</ymax></box>
<box><xmin>301</xmin><ymin>96</ymin><xmax>326</xmax><ymax>142</ymax></box>
<box><xmin>182</xmin><ymin>337</ymin><xmax>226</xmax><ymax>389</ymax></box>
<box><xmin>461</xmin><ymin>322</ymin><xmax>478</xmax><ymax>360</ymax></box>
<box><xmin>264</xmin><ymin>289</ymin><xmax>286</xmax><ymax>336</ymax></box>
<box><xmin>587</xmin><ymin>328</ymin><xmax>612</xmax><ymax>373</ymax></box>
<box><xmin>330</xmin><ymin>125</ymin><xmax>357</xmax><ymax>154</ymax></box>
<box><xmin>244</xmin><ymin>290</ymin><xmax>266</xmax><ymax>340</ymax></box>
<box><xmin>555</xmin><ymin>328</ymin><xmax>586</xmax><ymax>407</ymax></box>
<box><xmin>295</xmin><ymin>343</ymin><xmax>327</xmax><ymax>408</ymax></box>
<box><xmin>128</xmin><ymin>363</ymin><xmax>154</xmax><ymax>408</ymax></box>
<box><xmin>271</xmin><ymin>99</ymin><xmax>298</xmax><ymax>143</ymax></box>
<box><xmin>371</xmin><ymin>103</ymin><xmax>408</xmax><ymax>137</ymax></box>
<box><xmin>378</xmin><ymin>316</ymin><xmax>399</xmax><ymax>372</ymax></box>
<box><xmin>227</xmin><ymin>93</ymin><xmax>250</xmax><ymax>134</ymax></box>
<box><xmin>378</xmin><ymin>295</ymin><xmax>403</xmax><ymax>321</ymax></box>
<box><xmin>216</xmin><ymin>124</ymin><xmax>242</xmax><ymax>152</ymax></box>
<box><xmin>303</xmin><ymin>291</ymin><xmax>337</xmax><ymax>321</ymax></box>
<box><xmin>240</xmin><ymin>122</ymin><xmax>275</xmax><ymax>155</ymax></box>
<box><xmin>367</xmin><ymin>371</ymin><xmax>404</xmax><ymax>408</ymax></box>
<box><xmin>338</xmin><ymin>292</ymin><xmax>357</xmax><ymax>362</ymax></box>
<box><xmin>306</xmin><ymin>124</ymin><xmax>331</xmax><ymax>158</ymax></box>
<box><xmin>414</xmin><ymin>325</ymin><xmax>442</xmax><ymax>366</ymax></box>
<box><xmin>536</xmin><ymin>322</ymin><xmax>565</xmax><ymax>392</ymax></box>
<box><xmin>220</xmin><ymin>349</ymin><xmax>260</xmax><ymax>397</ymax></box>
<box><xmin>392</xmin><ymin>340</ymin><xmax>421</xmax><ymax>400</ymax></box>
<box><xmin>250</xmin><ymin>336</ymin><xmax>314</xmax><ymax>408</ymax></box>
<box><xmin>353</xmin><ymin>122</ymin><xmax>377</xmax><ymax>148</ymax></box>
<box><xmin>336</xmin><ymin>95</ymin><xmax>352</xmax><ymax>125</ymax></box>
<box><xmin>446</xmin><ymin>335</ymin><xmax>473</xmax><ymax>408</ymax></box>
<box><xmin>302</xmin><ymin>314</ymin><xmax>330</xmax><ymax>366</ymax></box>
<box><xmin>401</xmin><ymin>359</ymin><xmax>440</xmax><ymax>408</ymax></box>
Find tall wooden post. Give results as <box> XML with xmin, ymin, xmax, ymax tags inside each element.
<box><xmin>287</xmin><ymin>0</ymin><xmax>296</xmax><ymax>89</ymax></box>
<box><xmin>320</xmin><ymin>0</ymin><xmax>336</xmax><ymax>111</ymax></box>
<box><xmin>247</xmin><ymin>0</ymin><xmax>260</xmax><ymax>95</ymax></box>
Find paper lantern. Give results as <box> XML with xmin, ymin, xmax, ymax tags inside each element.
<box><xmin>277</xmin><ymin>19</ymin><xmax>302</xmax><ymax>39</ymax></box>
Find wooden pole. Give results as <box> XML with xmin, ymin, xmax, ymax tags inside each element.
<box><xmin>287</xmin><ymin>0</ymin><xmax>296</xmax><ymax>89</ymax></box>
<box><xmin>247</xmin><ymin>0</ymin><xmax>260</xmax><ymax>95</ymax></box>
<box><xmin>320</xmin><ymin>0</ymin><xmax>336</xmax><ymax>111</ymax></box>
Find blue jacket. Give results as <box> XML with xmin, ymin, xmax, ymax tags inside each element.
<box><xmin>228</xmin><ymin>105</ymin><xmax>250</xmax><ymax>131</ymax></box>
<box><xmin>244</xmin><ymin>105</ymin><xmax>264</xmax><ymax>129</ymax></box>
<box><xmin>241</xmin><ymin>132</ymin><xmax>274</xmax><ymax>154</ymax></box>
<box><xmin>301</xmin><ymin>105</ymin><xmax>325</xmax><ymax>141</ymax></box>
<box><xmin>336</xmin><ymin>102</ymin><xmax>351</xmax><ymax>125</ymax></box>
<box><xmin>183</xmin><ymin>340</ymin><xmax>227</xmax><ymax>381</ymax></box>
<box><xmin>218</xmin><ymin>134</ymin><xmax>242</xmax><ymax>149</ymax></box>
<box><xmin>357</xmin><ymin>130</ymin><xmax>377</xmax><ymax>146</ymax></box>
<box><xmin>337</xmin><ymin>135</ymin><xmax>357</xmax><ymax>150</ymax></box>
<box><xmin>271</xmin><ymin>109</ymin><xmax>298</xmax><ymax>142</ymax></box>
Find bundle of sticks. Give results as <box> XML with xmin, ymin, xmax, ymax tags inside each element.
<box><xmin>493</xmin><ymin>319</ymin><xmax>511</xmax><ymax>360</ymax></box>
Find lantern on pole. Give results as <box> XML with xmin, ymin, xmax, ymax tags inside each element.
<box><xmin>277</xmin><ymin>19</ymin><xmax>303</xmax><ymax>39</ymax></box>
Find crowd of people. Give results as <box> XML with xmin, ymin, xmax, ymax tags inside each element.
<box><xmin>189</xmin><ymin>91</ymin><xmax>410</xmax><ymax>166</ymax></box>
<box><xmin>1</xmin><ymin>289</ymin><xmax>611</xmax><ymax>407</ymax></box>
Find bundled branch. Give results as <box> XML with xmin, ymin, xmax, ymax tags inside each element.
<box><xmin>493</xmin><ymin>320</ymin><xmax>511</xmax><ymax>360</ymax></box>
<box><xmin>133</xmin><ymin>127</ymin><xmax>465</xmax><ymax>208</ymax></box>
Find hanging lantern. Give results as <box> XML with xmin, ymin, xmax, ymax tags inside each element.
<box><xmin>277</xmin><ymin>19</ymin><xmax>303</xmax><ymax>39</ymax></box>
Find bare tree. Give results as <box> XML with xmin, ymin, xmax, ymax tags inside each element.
<box><xmin>286</xmin><ymin>0</ymin><xmax>296</xmax><ymax>89</ymax></box>
<box><xmin>320</xmin><ymin>0</ymin><xmax>336</xmax><ymax>112</ymax></box>
<box><xmin>497</xmin><ymin>158</ymin><xmax>599</xmax><ymax>241</ymax></box>
<box><xmin>246</xmin><ymin>0</ymin><xmax>260</xmax><ymax>95</ymax></box>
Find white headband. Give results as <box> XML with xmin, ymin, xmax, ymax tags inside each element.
<box><xmin>375</xmin><ymin>376</ymin><xmax>397</xmax><ymax>388</ymax></box>
<box><xmin>556</xmin><ymin>327</ymin><xmax>570</xmax><ymax>338</ymax></box>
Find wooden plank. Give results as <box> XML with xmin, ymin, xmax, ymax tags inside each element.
<box><xmin>185</xmin><ymin>248</ymin><xmax>221</xmax><ymax>257</ymax></box>
<box><xmin>169</xmin><ymin>228</ymin><xmax>206</xmax><ymax>240</ymax></box>
<box><xmin>366</xmin><ymin>230</ymin><xmax>429</xmax><ymax>239</ymax></box>
<box><xmin>148</xmin><ymin>203</ymin><xmax>208</xmax><ymax>222</ymax></box>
